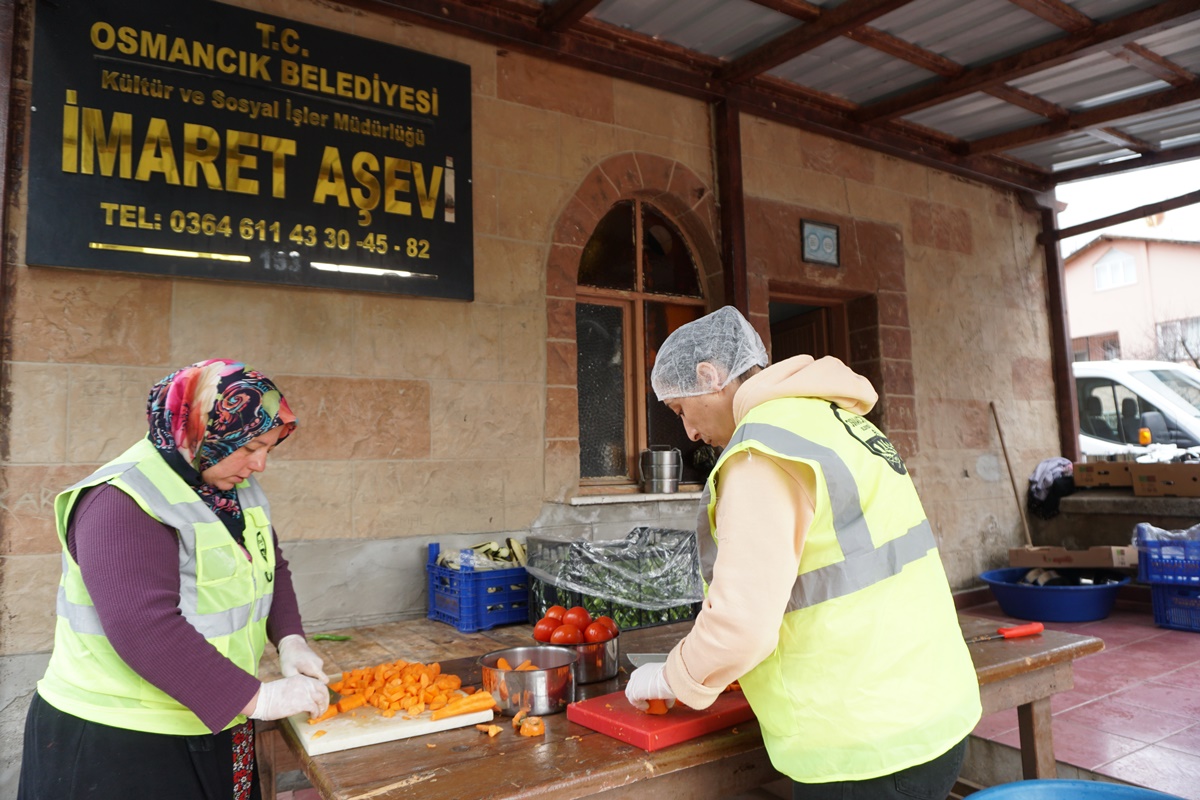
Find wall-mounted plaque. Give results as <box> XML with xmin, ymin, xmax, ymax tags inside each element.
<box><xmin>27</xmin><ymin>0</ymin><xmax>474</xmax><ymax>299</ymax></box>
<box><xmin>801</xmin><ymin>219</ymin><xmax>839</xmax><ymax>267</ymax></box>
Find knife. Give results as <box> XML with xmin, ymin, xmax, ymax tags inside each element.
<box><xmin>964</xmin><ymin>622</ymin><xmax>1044</xmax><ymax>644</ymax></box>
<box><xmin>627</xmin><ymin>653</ymin><xmax>668</xmax><ymax>668</ymax></box>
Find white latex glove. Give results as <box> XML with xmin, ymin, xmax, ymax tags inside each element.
<box><xmin>278</xmin><ymin>634</ymin><xmax>329</xmax><ymax>684</ymax></box>
<box><xmin>624</xmin><ymin>661</ymin><xmax>676</xmax><ymax>711</ymax></box>
<box><xmin>248</xmin><ymin>675</ymin><xmax>330</xmax><ymax>721</ymax></box>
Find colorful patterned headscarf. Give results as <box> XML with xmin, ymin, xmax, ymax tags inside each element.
<box><xmin>147</xmin><ymin>359</ymin><xmax>297</xmax><ymax>536</ymax></box>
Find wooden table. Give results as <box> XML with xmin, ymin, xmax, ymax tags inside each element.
<box><xmin>259</xmin><ymin>613</ymin><xmax>1103</xmax><ymax>799</ymax></box>
<box><xmin>960</xmin><ymin>612</ymin><xmax>1103</xmax><ymax>779</ymax></box>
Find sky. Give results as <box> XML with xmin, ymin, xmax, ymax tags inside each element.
<box><xmin>1054</xmin><ymin>158</ymin><xmax>1200</xmax><ymax>258</ymax></box>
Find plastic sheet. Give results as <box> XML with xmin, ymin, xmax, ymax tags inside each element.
<box><xmin>1134</xmin><ymin>521</ymin><xmax>1200</xmax><ymax>542</ymax></box>
<box><xmin>525</xmin><ymin>528</ymin><xmax>704</xmax><ymax>615</ymax></box>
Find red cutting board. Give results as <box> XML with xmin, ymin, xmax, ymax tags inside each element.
<box><xmin>566</xmin><ymin>690</ymin><xmax>754</xmax><ymax>751</ymax></box>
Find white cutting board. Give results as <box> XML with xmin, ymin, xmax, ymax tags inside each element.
<box><xmin>286</xmin><ymin>705</ymin><xmax>497</xmax><ymax>756</ymax></box>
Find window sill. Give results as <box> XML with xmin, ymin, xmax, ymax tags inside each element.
<box><xmin>569</xmin><ymin>490</ymin><xmax>703</xmax><ymax>506</ymax></box>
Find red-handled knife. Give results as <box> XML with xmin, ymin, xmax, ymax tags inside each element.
<box><xmin>964</xmin><ymin>622</ymin><xmax>1044</xmax><ymax>644</ymax></box>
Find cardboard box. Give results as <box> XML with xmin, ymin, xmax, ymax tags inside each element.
<box><xmin>1008</xmin><ymin>545</ymin><xmax>1138</xmax><ymax>569</ymax></box>
<box><xmin>1129</xmin><ymin>462</ymin><xmax>1200</xmax><ymax>497</ymax></box>
<box><xmin>1073</xmin><ymin>461</ymin><xmax>1132</xmax><ymax>488</ymax></box>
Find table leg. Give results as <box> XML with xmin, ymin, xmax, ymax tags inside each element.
<box><xmin>1016</xmin><ymin>697</ymin><xmax>1056</xmax><ymax>779</ymax></box>
<box><xmin>257</xmin><ymin>721</ymin><xmax>279</xmax><ymax>800</ymax></box>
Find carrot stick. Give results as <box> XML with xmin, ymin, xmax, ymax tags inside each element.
<box><xmin>430</xmin><ymin>691</ymin><xmax>496</xmax><ymax>721</ymax></box>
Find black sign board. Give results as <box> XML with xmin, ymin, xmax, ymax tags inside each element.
<box><xmin>28</xmin><ymin>0</ymin><xmax>473</xmax><ymax>299</ymax></box>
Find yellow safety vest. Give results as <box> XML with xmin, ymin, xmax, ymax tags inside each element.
<box><xmin>38</xmin><ymin>438</ymin><xmax>276</xmax><ymax>735</ymax></box>
<box><xmin>701</xmin><ymin>397</ymin><xmax>981</xmax><ymax>783</ymax></box>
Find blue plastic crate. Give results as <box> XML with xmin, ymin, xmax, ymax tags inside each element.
<box><xmin>1151</xmin><ymin>584</ymin><xmax>1200</xmax><ymax>633</ymax></box>
<box><xmin>426</xmin><ymin>543</ymin><xmax>529</xmax><ymax>633</ymax></box>
<box><xmin>1136</xmin><ymin>536</ymin><xmax>1200</xmax><ymax>585</ymax></box>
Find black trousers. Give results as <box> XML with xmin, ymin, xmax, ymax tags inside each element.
<box><xmin>19</xmin><ymin>692</ymin><xmax>261</xmax><ymax>800</ymax></box>
<box><xmin>792</xmin><ymin>737</ymin><xmax>969</xmax><ymax>800</ymax></box>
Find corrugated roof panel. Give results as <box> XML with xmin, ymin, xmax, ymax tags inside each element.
<box><xmin>1010</xmin><ymin>52</ymin><xmax>1169</xmax><ymax>111</ymax></box>
<box><xmin>871</xmin><ymin>0</ymin><xmax>1065</xmax><ymax>68</ymax></box>
<box><xmin>1067</xmin><ymin>0</ymin><xmax>1164</xmax><ymax>24</ymax></box>
<box><xmin>902</xmin><ymin>92</ymin><xmax>1045</xmax><ymax>140</ymax></box>
<box><xmin>1004</xmin><ymin>132</ymin><xmax>1134</xmax><ymax>171</ymax></box>
<box><xmin>769</xmin><ymin>38</ymin><xmax>937</xmax><ymax>105</ymax></box>
<box><xmin>591</xmin><ymin>0</ymin><xmax>803</xmax><ymax>60</ymax></box>
<box><xmin>1134</xmin><ymin>18</ymin><xmax>1200</xmax><ymax>73</ymax></box>
<box><xmin>1118</xmin><ymin>105</ymin><xmax>1200</xmax><ymax>149</ymax></box>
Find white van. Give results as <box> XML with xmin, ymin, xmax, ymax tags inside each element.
<box><xmin>1074</xmin><ymin>360</ymin><xmax>1200</xmax><ymax>456</ymax></box>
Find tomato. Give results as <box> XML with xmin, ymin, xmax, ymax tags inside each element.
<box><xmin>533</xmin><ymin>617</ymin><xmax>560</xmax><ymax>642</ymax></box>
<box><xmin>562</xmin><ymin>606</ymin><xmax>592</xmax><ymax>630</ymax></box>
<box><xmin>544</xmin><ymin>605</ymin><xmax>567</xmax><ymax>621</ymax></box>
<box><xmin>550</xmin><ymin>623</ymin><xmax>584</xmax><ymax>644</ymax></box>
<box><xmin>584</xmin><ymin>622</ymin><xmax>613</xmax><ymax>643</ymax></box>
<box><xmin>594</xmin><ymin>615</ymin><xmax>619</xmax><ymax>636</ymax></box>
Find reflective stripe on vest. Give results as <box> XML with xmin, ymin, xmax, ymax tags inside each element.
<box><xmin>723</xmin><ymin>421</ymin><xmax>935</xmax><ymax>612</ymax></box>
<box><xmin>55</xmin><ymin>468</ymin><xmax>273</xmax><ymax>641</ymax></box>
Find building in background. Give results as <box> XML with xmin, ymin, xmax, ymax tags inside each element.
<box><xmin>1065</xmin><ymin>226</ymin><xmax>1200</xmax><ymax>364</ymax></box>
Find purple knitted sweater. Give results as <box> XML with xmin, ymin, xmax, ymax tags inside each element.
<box><xmin>67</xmin><ymin>484</ymin><xmax>305</xmax><ymax>733</ymax></box>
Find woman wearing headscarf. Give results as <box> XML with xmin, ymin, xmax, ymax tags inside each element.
<box><xmin>20</xmin><ymin>359</ymin><xmax>329</xmax><ymax>800</ymax></box>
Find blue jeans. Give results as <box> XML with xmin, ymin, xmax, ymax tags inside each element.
<box><xmin>792</xmin><ymin>737</ymin><xmax>968</xmax><ymax>800</ymax></box>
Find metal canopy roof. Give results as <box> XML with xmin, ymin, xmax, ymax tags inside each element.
<box><xmin>358</xmin><ymin>0</ymin><xmax>1200</xmax><ymax>193</ymax></box>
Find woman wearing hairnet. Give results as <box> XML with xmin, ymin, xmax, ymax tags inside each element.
<box><xmin>625</xmin><ymin>307</ymin><xmax>981</xmax><ymax>799</ymax></box>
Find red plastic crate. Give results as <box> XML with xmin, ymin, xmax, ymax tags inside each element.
<box><xmin>426</xmin><ymin>543</ymin><xmax>529</xmax><ymax>633</ymax></box>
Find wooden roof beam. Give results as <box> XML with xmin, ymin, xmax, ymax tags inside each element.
<box><xmin>743</xmin><ymin>0</ymin><xmax>822</xmax><ymax>22</ymax></box>
<box><xmin>1052</xmin><ymin>140</ymin><xmax>1200</xmax><ymax>184</ymax></box>
<box><xmin>1038</xmin><ymin>188</ymin><xmax>1200</xmax><ymax>243</ymax></box>
<box><xmin>1087</xmin><ymin>128</ymin><xmax>1160</xmax><ymax>154</ymax></box>
<box><xmin>854</xmin><ymin>0</ymin><xmax>1200</xmax><ymax>123</ymax></box>
<box><xmin>537</xmin><ymin>0</ymin><xmax>604</xmax><ymax>32</ymax></box>
<box><xmin>1114</xmin><ymin>43</ymin><xmax>1198</xmax><ymax>87</ymax></box>
<box><xmin>716</xmin><ymin>0</ymin><xmax>910</xmax><ymax>84</ymax></box>
<box><xmin>968</xmin><ymin>81</ymin><xmax>1200</xmax><ymax>155</ymax></box>
<box><xmin>1004</xmin><ymin>0</ymin><xmax>1093</xmax><ymax>33</ymax></box>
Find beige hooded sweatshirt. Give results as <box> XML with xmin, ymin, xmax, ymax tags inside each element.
<box><xmin>663</xmin><ymin>355</ymin><xmax>878</xmax><ymax>711</ymax></box>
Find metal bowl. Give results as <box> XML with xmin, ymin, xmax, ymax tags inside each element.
<box><xmin>478</xmin><ymin>646</ymin><xmax>576</xmax><ymax>716</ymax></box>
<box><xmin>531</xmin><ymin>632</ymin><xmax>620</xmax><ymax>684</ymax></box>
<box><xmin>567</xmin><ymin>633</ymin><xmax>620</xmax><ymax>684</ymax></box>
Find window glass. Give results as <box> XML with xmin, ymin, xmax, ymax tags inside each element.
<box><xmin>577</xmin><ymin>303</ymin><xmax>627</xmax><ymax>479</ymax></box>
<box><xmin>1093</xmin><ymin>248</ymin><xmax>1136</xmax><ymax>291</ymax></box>
<box><xmin>644</xmin><ymin>301</ymin><xmax>706</xmax><ymax>482</ymax></box>
<box><xmin>1133</xmin><ymin>369</ymin><xmax>1200</xmax><ymax>418</ymax></box>
<box><xmin>578</xmin><ymin>202</ymin><xmax>636</xmax><ymax>291</ymax></box>
<box><xmin>642</xmin><ymin>206</ymin><xmax>701</xmax><ymax>297</ymax></box>
<box><xmin>1077</xmin><ymin>380</ymin><xmax>1121</xmax><ymax>443</ymax></box>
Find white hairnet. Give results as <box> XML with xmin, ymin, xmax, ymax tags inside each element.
<box><xmin>651</xmin><ymin>306</ymin><xmax>769</xmax><ymax>401</ymax></box>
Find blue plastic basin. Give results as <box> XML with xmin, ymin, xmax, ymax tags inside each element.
<box><xmin>969</xmin><ymin>779</ymin><xmax>1183</xmax><ymax>799</ymax></box>
<box><xmin>980</xmin><ymin>567</ymin><xmax>1130</xmax><ymax>623</ymax></box>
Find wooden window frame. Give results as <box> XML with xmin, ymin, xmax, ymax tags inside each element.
<box><xmin>576</xmin><ymin>200</ymin><xmax>706</xmax><ymax>490</ymax></box>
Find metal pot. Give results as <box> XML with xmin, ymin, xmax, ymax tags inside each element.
<box><xmin>639</xmin><ymin>446</ymin><xmax>682</xmax><ymax>493</ymax></box>
<box><xmin>478</xmin><ymin>646</ymin><xmax>576</xmax><ymax>716</ymax></box>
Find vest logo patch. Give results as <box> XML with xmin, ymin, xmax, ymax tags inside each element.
<box><xmin>832</xmin><ymin>403</ymin><xmax>907</xmax><ymax>475</ymax></box>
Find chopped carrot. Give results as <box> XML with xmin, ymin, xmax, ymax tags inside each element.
<box><xmin>475</xmin><ymin>723</ymin><xmax>503</xmax><ymax>737</ymax></box>
<box><xmin>646</xmin><ymin>699</ymin><xmax>669</xmax><ymax>715</ymax></box>
<box><xmin>337</xmin><ymin>693</ymin><xmax>367</xmax><ymax>714</ymax></box>
<box><xmin>496</xmin><ymin>657</ymin><xmax>513</xmax><ymax>671</ymax></box>
<box><xmin>308</xmin><ymin>706</ymin><xmax>338</xmax><ymax>724</ymax></box>
<box><xmin>312</xmin><ymin>730</ymin><xmax>327</xmax><ymax>739</ymax></box>
<box><xmin>518</xmin><ymin>716</ymin><xmax>545</xmax><ymax>736</ymax></box>
<box><xmin>430</xmin><ymin>690</ymin><xmax>497</xmax><ymax>721</ymax></box>
<box><xmin>512</xmin><ymin>708</ymin><xmax>529</xmax><ymax>731</ymax></box>
<box><xmin>515</xmin><ymin>660</ymin><xmax>536</xmax><ymax>671</ymax></box>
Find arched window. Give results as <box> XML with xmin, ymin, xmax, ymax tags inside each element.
<box><xmin>576</xmin><ymin>200</ymin><xmax>708</xmax><ymax>487</ymax></box>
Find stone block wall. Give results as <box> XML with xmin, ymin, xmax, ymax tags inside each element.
<box><xmin>0</xmin><ymin>0</ymin><xmax>1064</xmax><ymax>791</ymax></box>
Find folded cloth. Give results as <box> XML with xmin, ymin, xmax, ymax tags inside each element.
<box><xmin>1029</xmin><ymin>457</ymin><xmax>1073</xmax><ymax>501</ymax></box>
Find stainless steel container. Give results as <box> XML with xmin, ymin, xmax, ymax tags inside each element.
<box><xmin>639</xmin><ymin>446</ymin><xmax>682</xmax><ymax>493</ymax></box>
<box><xmin>478</xmin><ymin>646</ymin><xmax>576</xmax><ymax>716</ymax></box>
<box><xmin>566</xmin><ymin>634</ymin><xmax>620</xmax><ymax>684</ymax></box>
